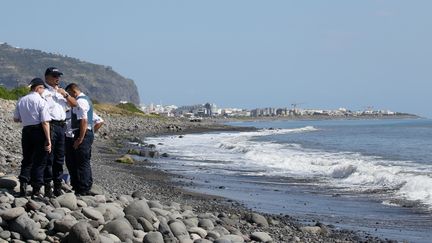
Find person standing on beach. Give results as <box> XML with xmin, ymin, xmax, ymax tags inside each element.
<box><xmin>64</xmin><ymin>83</ymin><xmax>94</xmax><ymax>195</ymax></box>
<box><xmin>13</xmin><ymin>78</ymin><xmax>52</xmax><ymax>197</ymax></box>
<box><xmin>42</xmin><ymin>67</ymin><xmax>77</xmax><ymax>197</ymax></box>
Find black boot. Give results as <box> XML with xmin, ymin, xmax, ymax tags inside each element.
<box><xmin>53</xmin><ymin>183</ymin><xmax>63</xmax><ymax>197</ymax></box>
<box><xmin>44</xmin><ymin>183</ymin><xmax>53</xmax><ymax>198</ymax></box>
<box><xmin>19</xmin><ymin>182</ymin><xmax>28</xmax><ymax>197</ymax></box>
<box><xmin>32</xmin><ymin>185</ymin><xmax>43</xmax><ymax>198</ymax></box>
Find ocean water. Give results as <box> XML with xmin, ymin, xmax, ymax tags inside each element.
<box><xmin>144</xmin><ymin>119</ymin><xmax>432</xmax><ymax>242</ymax></box>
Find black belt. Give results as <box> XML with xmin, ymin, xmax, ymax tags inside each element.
<box><xmin>24</xmin><ymin>124</ymin><xmax>42</xmax><ymax>129</ymax></box>
<box><xmin>51</xmin><ymin>120</ymin><xmax>66</xmax><ymax>126</ymax></box>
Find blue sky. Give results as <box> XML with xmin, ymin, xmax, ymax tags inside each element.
<box><xmin>1</xmin><ymin>0</ymin><xmax>430</xmax><ymax>116</ymax></box>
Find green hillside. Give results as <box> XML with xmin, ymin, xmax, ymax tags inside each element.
<box><xmin>0</xmin><ymin>43</ymin><xmax>140</xmax><ymax>104</ymax></box>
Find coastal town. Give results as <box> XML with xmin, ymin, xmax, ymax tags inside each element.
<box><xmin>138</xmin><ymin>102</ymin><xmax>414</xmax><ymax>118</ymax></box>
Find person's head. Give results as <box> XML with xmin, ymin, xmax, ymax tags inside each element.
<box><xmin>44</xmin><ymin>67</ymin><xmax>63</xmax><ymax>87</ymax></box>
<box><xmin>29</xmin><ymin>78</ymin><xmax>47</xmax><ymax>95</ymax></box>
<box><xmin>65</xmin><ymin>83</ymin><xmax>80</xmax><ymax>98</ymax></box>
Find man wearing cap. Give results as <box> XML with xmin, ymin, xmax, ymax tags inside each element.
<box><xmin>42</xmin><ymin>67</ymin><xmax>77</xmax><ymax>197</ymax></box>
<box><xmin>13</xmin><ymin>78</ymin><xmax>52</xmax><ymax>197</ymax></box>
<box><xmin>65</xmin><ymin>83</ymin><xmax>94</xmax><ymax>195</ymax></box>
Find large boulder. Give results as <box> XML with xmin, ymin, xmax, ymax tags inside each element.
<box><xmin>102</xmin><ymin>217</ymin><xmax>134</xmax><ymax>241</ymax></box>
<box><xmin>124</xmin><ymin>200</ymin><xmax>156</xmax><ymax>222</ymax></box>
<box><xmin>82</xmin><ymin>207</ymin><xmax>105</xmax><ymax>224</ymax></box>
<box><xmin>143</xmin><ymin>231</ymin><xmax>164</xmax><ymax>243</ymax></box>
<box><xmin>0</xmin><ymin>206</ymin><xmax>25</xmax><ymax>220</ymax></box>
<box><xmin>250</xmin><ymin>232</ymin><xmax>273</xmax><ymax>242</ymax></box>
<box><xmin>67</xmin><ymin>221</ymin><xmax>101</xmax><ymax>243</ymax></box>
<box><xmin>247</xmin><ymin>213</ymin><xmax>268</xmax><ymax>227</ymax></box>
<box><xmin>56</xmin><ymin>193</ymin><xmax>78</xmax><ymax>210</ymax></box>
<box><xmin>9</xmin><ymin>214</ymin><xmax>46</xmax><ymax>241</ymax></box>
<box><xmin>169</xmin><ymin>220</ymin><xmax>190</xmax><ymax>240</ymax></box>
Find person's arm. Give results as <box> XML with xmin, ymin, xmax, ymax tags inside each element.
<box><xmin>57</xmin><ymin>88</ymin><xmax>78</xmax><ymax>107</ymax></box>
<box><xmin>73</xmin><ymin>97</ymin><xmax>89</xmax><ymax>149</ymax></box>
<box><xmin>94</xmin><ymin>121</ymin><xmax>104</xmax><ymax>133</ymax></box>
<box><xmin>73</xmin><ymin>118</ymin><xmax>87</xmax><ymax>149</ymax></box>
<box><xmin>41</xmin><ymin>121</ymin><xmax>51</xmax><ymax>153</ymax></box>
<box><xmin>13</xmin><ymin>103</ymin><xmax>21</xmax><ymax>123</ymax></box>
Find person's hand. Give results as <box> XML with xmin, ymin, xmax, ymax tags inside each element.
<box><xmin>45</xmin><ymin>141</ymin><xmax>51</xmax><ymax>153</ymax></box>
<box><xmin>73</xmin><ymin>138</ymin><xmax>83</xmax><ymax>149</ymax></box>
<box><xmin>57</xmin><ymin>88</ymin><xmax>67</xmax><ymax>97</ymax></box>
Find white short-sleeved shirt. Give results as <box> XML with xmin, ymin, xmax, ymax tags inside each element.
<box><xmin>72</xmin><ymin>93</ymin><xmax>92</xmax><ymax>130</ymax></box>
<box><xmin>14</xmin><ymin>92</ymin><xmax>51</xmax><ymax>126</ymax></box>
<box><xmin>42</xmin><ymin>85</ymin><xmax>68</xmax><ymax>121</ymax></box>
<box><xmin>65</xmin><ymin>110</ymin><xmax>102</xmax><ymax>138</ymax></box>
<box><xmin>93</xmin><ymin>112</ymin><xmax>104</xmax><ymax>125</ymax></box>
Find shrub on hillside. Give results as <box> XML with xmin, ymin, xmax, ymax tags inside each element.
<box><xmin>0</xmin><ymin>86</ymin><xmax>29</xmax><ymax>100</ymax></box>
<box><xmin>116</xmin><ymin>102</ymin><xmax>144</xmax><ymax>114</ymax></box>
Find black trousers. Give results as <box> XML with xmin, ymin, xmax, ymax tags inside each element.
<box><xmin>19</xmin><ymin>125</ymin><xmax>49</xmax><ymax>187</ymax></box>
<box><xmin>65</xmin><ymin>130</ymin><xmax>94</xmax><ymax>193</ymax></box>
<box><xmin>44</xmin><ymin>123</ymin><xmax>65</xmax><ymax>185</ymax></box>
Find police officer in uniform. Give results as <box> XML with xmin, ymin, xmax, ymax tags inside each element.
<box><xmin>42</xmin><ymin>67</ymin><xmax>77</xmax><ymax>197</ymax></box>
<box><xmin>65</xmin><ymin>83</ymin><xmax>94</xmax><ymax>195</ymax></box>
<box><xmin>13</xmin><ymin>78</ymin><xmax>52</xmax><ymax>197</ymax></box>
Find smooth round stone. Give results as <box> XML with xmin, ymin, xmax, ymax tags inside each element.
<box><xmin>198</xmin><ymin>219</ymin><xmax>214</xmax><ymax>231</ymax></box>
<box><xmin>168</xmin><ymin>211</ymin><xmax>183</xmax><ymax>221</ymax></box>
<box><xmin>169</xmin><ymin>221</ymin><xmax>190</xmax><ymax>240</ymax></box>
<box><xmin>94</xmin><ymin>195</ymin><xmax>106</xmax><ymax>203</ymax></box>
<box><xmin>151</xmin><ymin>208</ymin><xmax>169</xmax><ymax>217</ymax></box>
<box><xmin>249</xmin><ymin>213</ymin><xmax>269</xmax><ymax>227</ymax></box>
<box><xmin>250</xmin><ymin>232</ymin><xmax>273</xmax><ymax>242</ymax></box>
<box><xmin>143</xmin><ymin>232</ymin><xmax>164</xmax><ymax>243</ymax></box>
<box><xmin>49</xmin><ymin>198</ymin><xmax>61</xmax><ymax>208</ymax></box>
<box><xmin>188</xmin><ymin>227</ymin><xmax>207</xmax><ymax>238</ymax></box>
<box><xmin>206</xmin><ymin>231</ymin><xmax>220</xmax><ymax>240</ymax></box>
<box><xmin>0</xmin><ymin>230</ymin><xmax>11</xmax><ymax>240</ymax></box>
<box><xmin>89</xmin><ymin>184</ymin><xmax>105</xmax><ymax>196</ymax></box>
<box><xmin>216</xmin><ymin>234</ymin><xmax>245</xmax><ymax>243</ymax></box>
<box><xmin>45</xmin><ymin>211</ymin><xmax>64</xmax><ymax>221</ymax></box>
<box><xmin>300</xmin><ymin>226</ymin><xmax>322</xmax><ymax>234</ymax></box>
<box><xmin>102</xmin><ymin>218</ymin><xmax>134</xmax><ymax>241</ymax></box>
<box><xmin>67</xmin><ymin>221</ymin><xmax>101</xmax><ymax>243</ymax></box>
<box><xmin>125</xmin><ymin>215</ymin><xmax>143</xmax><ymax>230</ymax></box>
<box><xmin>131</xmin><ymin>190</ymin><xmax>146</xmax><ymax>200</ymax></box>
<box><xmin>181</xmin><ymin>210</ymin><xmax>196</xmax><ymax>218</ymax></box>
<box><xmin>54</xmin><ymin>219</ymin><xmax>77</xmax><ymax>233</ymax></box>
<box><xmin>0</xmin><ymin>196</ymin><xmax>9</xmax><ymax>204</ymax></box>
<box><xmin>13</xmin><ymin>198</ymin><xmax>28</xmax><ymax>208</ymax></box>
<box><xmin>77</xmin><ymin>199</ymin><xmax>88</xmax><ymax>208</ymax></box>
<box><xmin>26</xmin><ymin>199</ymin><xmax>41</xmax><ymax>211</ymax></box>
<box><xmin>183</xmin><ymin>218</ymin><xmax>199</xmax><ymax>228</ymax></box>
<box><xmin>138</xmin><ymin>217</ymin><xmax>154</xmax><ymax>232</ymax></box>
<box><xmin>56</xmin><ymin>193</ymin><xmax>77</xmax><ymax>210</ymax></box>
<box><xmin>133</xmin><ymin>230</ymin><xmax>145</xmax><ymax>240</ymax></box>
<box><xmin>99</xmin><ymin>234</ymin><xmax>115</xmax><ymax>243</ymax></box>
<box><xmin>169</xmin><ymin>202</ymin><xmax>181</xmax><ymax>211</ymax></box>
<box><xmin>148</xmin><ymin>200</ymin><xmax>163</xmax><ymax>209</ymax></box>
<box><xmin>194</xmin><ymin>239</ymin><xmax>212</xmax><ymax>243</ymax></box>
<box><xmin>9</xmin><ymin>214</ymin><xmax>46</xmax><ymax>241</ymax></box>
<box><xmin>124</xmin><ymin>200</ymin><xmax>156</xmax><ymax>222</ymax></box>
<box><xmin>213</xmin><ymin>239</ymin><xmax>231</xmax><ymax>243</ymax></box>
<box><xmin>104</xmin><ymin>203</ymin><xmax>125</xmax><ymax>219</ymax></box>
<box><xmin>0</xmin><ymin>206</ymin><xmax>25</xmax><ymax>220</ymax></box>
<box><xmin>82</xmin><ymin>207</ymin><xmax>105</xmax><ymax>224</ymax></box>
<box><xmin>0</xmin><ymin>177</ymin><xmax>18</xmax><ymax>189</ymax></box>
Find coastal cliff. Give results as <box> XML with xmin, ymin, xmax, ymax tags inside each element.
<box><xmin>0</xmin><ymin>43</ymin><xmax>140</xmax><ymax>104</ymax></box>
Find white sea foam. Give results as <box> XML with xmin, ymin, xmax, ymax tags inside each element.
<box><xmin>146</xmin><ymin>126</ymin><xmax>432</xmax><ymax>208</ymax></box>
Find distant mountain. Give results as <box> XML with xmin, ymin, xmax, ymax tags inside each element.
<box><xmin>0</xmin><ymin>43</ymin><xmax>140</xmax><ymax>104</ymax></box>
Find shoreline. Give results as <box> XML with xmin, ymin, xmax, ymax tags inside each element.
<box><xmin>91</xmin><ymin>115</ymin><xmax>390</xmax><ymax>242</ymax></box>
<box><xmin>0</xmin><ymin>99</ymin><xmax>396</xmax><ymax>242</ymax></box>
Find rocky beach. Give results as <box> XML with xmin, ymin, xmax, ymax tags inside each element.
<box><xmin>0</xmin><ymin>98</ymin><xmax>391</xmax><ymax>243</ymax></box>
